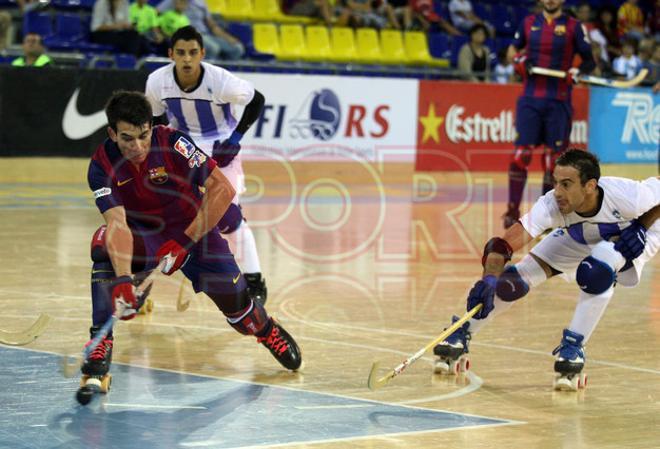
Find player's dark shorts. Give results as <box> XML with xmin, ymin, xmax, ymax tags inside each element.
<box><xmin>132</xmin><ymin>225</ymin><xmax>247</xmax><ymax>296</ymax></box>
<box><xmin>515</xmin><ymin>96</ymin><xmax>573</xmax><ymax>152</ymax></box>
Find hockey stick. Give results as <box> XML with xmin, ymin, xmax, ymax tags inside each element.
<box><xmin>61</xmin><ymin>260</ymin><xmax>166</xmax><ymax>377</ymax></box>
<box><xmin>0</xmin><ymin>313</ymin><xmax>51</xmax><ymax>346</ymax></box>
<box><xmin>530</xmin><ymin>66</ymin><xmax>649</xmax><ymax>88</ymax></box>
<box><xmin>176</xmin><ymin>276</ymin><xmax>191</xmax><ymax>312</ymax></box>
<box><xmin>367</xmin><ymin>304</ymin><xmax>482</xmax><ymax>391</ymax></box>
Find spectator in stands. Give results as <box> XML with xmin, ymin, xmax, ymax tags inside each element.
<box><xmin>409</xmin><ymin>0</ymin><xmax>461</xmax><ymax>35</ymax></box>
<box><xmin>613</xmin><ymin>38</ymin><xmax>642</xmax><ymax>79</ymax></box>
<box><xmin>344</xmin><ymin>0</ymin><xmax>400</xmax><ymax>29</ymax></box>
<box><xmin>617</xmin><ymin>0</ymin><xmax>645</xmax><ymax>41</ymax></box>
<box><xmin>0</xmin><ymin>11</ymin><xmax>11</xmax><ymax>50</ymax></box>
<box><xmin>448</xmin><ymin>0</ymin><xmax>492</xmax><ymax>36</ymax></box>
<box><xmin>91</xmin><ymin>0</ymin><xmax>150</xmax><ymax>55</ymax></box>
<box><xmin>130</xmin><ymin>0</ymin><xmax>167</xmax><ymax>53</ymax></box>
<box><xmin>160</xmin><ymin>0</ymin><xmax>191</xmax><ymax>37</ymax></box>
<box><xmin>649</xmin><ymin>0</ymin><xmax>660</xmax><ymax>41</ymax></box>
<box><xmin>285</xmin><ymin>0</ymin><xmax>340</xmax><ymax>26</ymax></box>
<box><xmin>16</xmin><ymin>0</ymin><xmax>41</xmax><ymax>14</ymax></box>
<box><xmin>591</xmin><ymin>41</ymin><xmax>613</xmax><ymax>77</ymax></box>
<box><xmin>638</xmin><ymin>37</ymin><xmax>656</xmax><ymax>83</ymax></box>
<box><xmin>156</xmin><ymin>0</ymin><xmax>243</xmax><ymax>60</ymax></box>
<box><xmin>596</xmin><ymin>6</ymin><xmax>622</xmax><ymax>61</ymax></box>
<box><xmin>458</xmin><ymin>23</ymin><xmax>490</xmax><ymax>82</ymax></box>
<box><xmin>11</xmin><ymin>32</ymin><xmax>52</xmax><ymax>66</ymax></box>
<box><xmin>493</xmin><ymin>47</ymin><xmax>513</xmax><ymax>84</ymax></box>
<box><xmin>576</xmin><ymin>2</ymin><xmax>609</xmax><ymax>63</ymax></box>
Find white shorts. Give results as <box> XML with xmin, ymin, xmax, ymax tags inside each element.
<box><xmin>197</xmin><ymin>139</ymin><xmax>246</xmax><ymax>205</ymax></box>
<box><xmin>530</xmin><ymin>220</ymin><xmax>660</xmax><ymax>288</ymax></box>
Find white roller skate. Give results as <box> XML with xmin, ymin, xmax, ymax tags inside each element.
<box><xmin>552</xmin><ymin>329</ymin><xmax>587</xmax><ymax>391</ymax></box>
<box><xmin>433</xmin><ymin>316</ymin><xmax>471</xmax><ymax>375</ymax></box>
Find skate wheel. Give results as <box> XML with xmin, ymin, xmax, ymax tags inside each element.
<box><xmin>458</xmin><ymin>357</ymin><xmax>471</xmax><ymax>373</ymax></box>
<box><xmin>138</xmin><ymin>298</ymin><xmax>154</xmax><ymax>315</ymax></box>
<box><xmin>578</xmin><ymin>373</ymin><xmax>587</xmax><ymax>389</ymax></box>
<box><xmin>76</xmin><ymin>386</ymin><xmax>95</xmax><ymax>405</ymax></box>
<box><xmin>100</xmin><ymin>374</ymin><xmax>112</xmax><ymax>393</ymax></box>
<box><xmin>449</xmin><ymin>360</ymin><xmax>460</xmax><ymax>375</ymax></box>
<box><xmin>554</xmin><ymin>374</ymin><xmax>579</xmax><ymax>391</ymax></box>
<box><xmin>433</xmin><ymin>359</ymin><xmax>450</xmax><ymax>374</ymax></box>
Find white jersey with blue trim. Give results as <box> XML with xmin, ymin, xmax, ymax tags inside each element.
<box><xmin>145</xmin><ymin>61</ymin><xmax>255</xmax><ymax>150</ymax></box>
<box><xmin>521</xmin><ymin>176</ymin><xmax>660</xmax><ymax>244</ymax></box>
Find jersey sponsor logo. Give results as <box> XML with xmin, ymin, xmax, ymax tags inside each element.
<box><xmin>117</xmin><ymin>177</ymin><xmax>133</xmax><ymax>186</ymax></box>
<box><xmin>611</xmin><ymin>92</ymin><xmax>659</xmax><ymax>145</ymax></box>
<box><xmin>188</xmin><ymin>150</ymin><xmax>207</xmax><ymax>168</ymax></box>
<box><xmin>62</xmin><ymin>88</ymin><xmax>106</xmax><ymax>140</ymax></box>
<box><xmin>174</xmin><ymin>136</ymin><xmax>195</xmax><ymax>158</ymax></box>
<box><xmin>554</xmin><ymin>25</ymin><xmax>566</xmax><ymax>35</ymax></box>
<box><xmin>93</xmin><ymin>187</ymin><xmax>112</xmax><ymax>199</ymax></box>
<box><xmin>289</xmin><ymin>89</ymin><xmax>341</xmax><ymax>141</ymax></box>
<box><xmin>612</xmin><ymin>209</ymin><xmax>622</xmax><ymax>220</ymax></box>
<box><xmin>530</xmin><ymin>26</ymin><xmax>539</xmax><ymax>31</ymax></box>
<box><xmin>148</xmin><ymin>166</ymin><xmax>168</xmax><ymax>184</ymax></box>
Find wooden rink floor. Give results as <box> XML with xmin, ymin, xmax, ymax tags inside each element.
<box><xmin>0</xmin><ymin>158</ymin><xmax>658</xmax><ymax>449</ymax></box>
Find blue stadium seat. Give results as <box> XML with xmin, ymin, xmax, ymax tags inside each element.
<box><xmin>115</xmin><ymin>53</ymin><xmax>136</xmax><ymax>69</ymax></box>
<box><xmin>22</xmin><ymin>12</ymin><xmax>53</xmax><ymax>38</ymax></box>
<box><xmin>428</xmin><ymin>32</ymin><xmax>450</xmax><ymax>59</ymax></box>
<box><xmin>450</xmin><ymin>35</ymin><xmax>468</xmax><ymax>67</ymax></box>
<box><xmin>492</xmin><ymin>4</ymin><xmax>515</xmax><ymax>37</ymax></box>
<box><xmin>50</xmin><ymin>0</ymin><xmax>83</xmax><ymax>10</ymax></box>
<box><xmin>472</xmin><ymin>2</ymin><xmax>491</xmax><ymax>22</ymax></box>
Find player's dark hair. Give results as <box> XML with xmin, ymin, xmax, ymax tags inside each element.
<box><xmin>556</xmin><ymin>149</ymin><xmax>601</xmax><ymax>185</ymax></box>
<box><xmin>170</xmin><ymin>25</ymin><xmax>204</xmax><ymax>49</ymax></box>
<box><xmin>468</xmin><ymin>23</ymin><xmax>488</xmax><ymax>40</ymax></box>
<box><xmin>105</xmin><ymin>90</ymin><xmax>153</xmax><ymax>131</ymax></box>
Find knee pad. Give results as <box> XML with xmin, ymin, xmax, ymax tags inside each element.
<box><xmin>576</xmin><ymin>256</ymin><xmax>615</xmax><ymax>294</ymax></box>
<box><xmin>496</xmin><ymin>266</ymin><xmax>530</xmax><ymax>302</ymax></box>
<box><xmin>218</xmin><ymin>203</ymin><xmax>243</xmax><ymax>235</ymax></box>
<box><xmin>91</xmin><ymin>225</ymin><xmax>109</xmax><ymax>262</ymax></box>
<box><xmin>511</xmin><ymin>146</ymin><xmax>532</xmax><ymax>170</ymax></box>
<box><xmin>226</xmin><ymin>299</ymin><xmax>270</xmax><ymax>336</ymax></box>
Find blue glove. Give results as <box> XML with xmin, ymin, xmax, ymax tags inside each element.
<box><xmin>614</xmin><ymin>220</ymin><xmax>647</xmax><ymax>261</ymax></box>
<box><xmin>467</xmin><ymin>275</ymin><xmax>496</xmax><ymax>320</ymax></box>
<box><xmin>212</xmin><ymin>131</ymin><xmax>243</xmax><ymax>168</ymax></box>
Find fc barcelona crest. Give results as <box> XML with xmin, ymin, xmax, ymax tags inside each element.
<box><xmin>149</xmin><ymin>166</ymin><xmax>168</xmax><ymax>184</ymax></box>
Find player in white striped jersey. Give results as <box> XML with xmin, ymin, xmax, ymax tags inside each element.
<box><xmin>433</xmin><ymin>149</ymin><xmax>659</xmax><ymax>390</ymax></box>
<box><xmin>145</xmin><ymin>25</ymin><xmax>268</xmax><ymax>304</ymax></box>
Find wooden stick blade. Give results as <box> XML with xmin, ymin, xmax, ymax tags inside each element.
<box><xmin>0</xmin><ymin>313</ymin><xmax>51</xmax><ymax>346</ymax></box>
<box><xmin>176</xmin><ymin>277</ymin><xmax>191</xmax><ymax>312</ymax></box>
<box><xmin>367</xmin><ymin>362</ymin><xmax>391</xmax><ymax>390</ymax></box>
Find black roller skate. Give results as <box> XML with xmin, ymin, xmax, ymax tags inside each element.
<box><xmin>257</xmin><ymin>319</ymin><xmax>302</xmax><ymax>371</ymax></box>
<box><xmin>552</xmin><ymin>329</ymin><xmax>587</xmax><ymax>391</ymax></box>
<box><xmin>77</xmin><ymin>326</ymin><xmax>113</xmax><ymax>405</ymax></box>
<box><xmin>502</xmin><ymin>204</ymin><xmax>520</xmax><ymax>229</ymax></box>
<box><xmin>433</xmin><ymin>316</ymin><xmax>472</xmax><ymax>375</ymax></box>
<box><xmin>245</xmin><ymin>273</ymin><xmax>268</xmax><ymax>306</ymax></box>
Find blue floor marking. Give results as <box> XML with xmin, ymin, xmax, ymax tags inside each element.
<box><xmin>0</xmin><ymin>347</ymin><xmax>513</xmax><ymax>449</ymax></box>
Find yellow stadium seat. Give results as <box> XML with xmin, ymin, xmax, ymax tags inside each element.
<box><xmin>329</xmin><ymin>27</ymin><xmax>357</xmax><ymax>63</ymax></box>
<box><xmin>222</xmin><ymin>0</ymin><xmax>254</xmax><ymax>21</ymax></box>
<box><xmin>356</xmin><ymin>28</ymin><xmax>383</xmax><ymax>64</ymax></box>
<box><xmin>302</xmin><ymin>25</ymin><xmax>332</xmax><ymax>62</ymax></box>
<box><xmin>379</xmin><ymin>29</ymin><xmax>408</xmax><ymax>65</ymax></box>
<box><xmin>253</xmin><ymin>23</ymin><xmax>281</xmax><ymax>57</ymax></box>
<box><xmin>207</xmin><ymin>0</ymin><xmax>226</xmax><ymax>15</ymax></box>
<box><xmin>404</xmin><ymin>31</ymin><xmax>449</xmax><ymax>68</ymax></box>
<box><xmin>278</xmin><ymin>24</ymin><xmax>307</xmax><ymax>61</ymax></box>
<box><xmin>252</xmin><ymin>0</ymin><xmax>314</xmax><ymax>23</ymax></box>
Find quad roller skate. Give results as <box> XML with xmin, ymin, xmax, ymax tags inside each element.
<box><xmin>137</xmin><ymin>297</ymin><xmax>154</xmax><ymax>315</ymax></box>
<box><xmin>258</xmin><ymin>319</ymin><xmax>302</xmax><ymax>371</ymax></box>
<box><xmin>76</xmin><ymin>326</ymin><xmax>113</xmax><ymax>405</ymax></box>
<box><xmin>552</xmin><ymin>329</ymin><xmax>587</xmax><ymax>391</ymax></box>
<box><xmin>433</xmin><ymin>316</ymin><xmax>472</xmax><ymax>375</ymax></box>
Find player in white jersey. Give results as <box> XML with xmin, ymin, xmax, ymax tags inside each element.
<box><xmin>145</xmin><ymin>26</ymin><xmax>268</xmax><ymax>304</ymax></box>
<box><xmin>432</xmin><ymin>149</ymin><xmax>659</xmax><ymax>390</ymax></box>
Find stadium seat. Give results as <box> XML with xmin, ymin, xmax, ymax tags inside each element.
<box><xmin>277</xmin><ymin>24</ymin><xmax>307</xmax><ymax>60</ymax></box>
<box><xmin>379</xmin><ymin>29</ymin><xmax>408</xmax><ymax>65</ymax></box>
<box><xmin>222</xmin><ymin>0</ymin><xmax>254</xmax><ymax>21</ymax></box>
<box><xmin>252</xmin><ymin>23</ymin><xmax>281</xmax><ymax>57</ymax></box>
<box><xmin>115</xmin><ymin>53</ymin><xmax>136</xmax><ymax>69</ymax></box>
<box><xmin>492</xmin><ymin>4</ymin><xmax>515</xmax><ymax>36</ymax></box>
<box><xmin>355</xmin><ymin>27</ymin><xmax>382</xmax><ymax>64</ymax></box>
<box><xmin>428</xmin><ymin>32</ymin><xmax>450</xmax><ymax>59</ymax></box>
<box><xmin>329</xmin><ymin>27</ymin><xmax>358</xmax><ymax>63</ymax></box>
<box><xmin>207</xmin><ymin>0</ymin><xmax>226</xmax><ymax>15</ymax></box>
<box><xmin>303</xmin><ymin>25</ymin><xmax>332</xmax><ymax>62</ymax></box>
<box><xmin>23</xmin><ymin>12</ymin><xmax>53</xmax><ymax>38</ymax></box>
<box><xmin>252</xmin><ymin>0</ymin><xmax>314</xmax><ymax>23</ymax></box>
<box><xmin>450</xmin><ymin>34</ymin><xmax>469</xmax><ymax>67</ymax></box>
<box><xmin>404</xmin><ymin>31</ymin><xmax>449</xmax><ymax>67</ymax></box>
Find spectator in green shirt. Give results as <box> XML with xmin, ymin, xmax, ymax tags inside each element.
<box><xmin>159</xmin><ymin>0</ymin><xmax>191</xmax><ymax>37</ymax></box>
<box><xmin>12</xmin><ymin>33</ymin><xmax>52</xmax><ymax>67</ymax></box>
<box><xmin>130</xmin><ymin>0</ymin><xmax>166</xmax><ymax>52</ymax></box>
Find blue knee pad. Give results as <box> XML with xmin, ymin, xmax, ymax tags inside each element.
<box><xmin>576</xmin><ymin>256</ymin><xmax>615</xmax><ymax>294</ymax></box>
<box><xmin>218</xmin><ymin>203</ymin><xmax>243</xmax><ymax>234</ymax></box>
<box><xmin>496</xmin><ymin>266</ymin><xmax>530</xmax><ymax>302</ymax></box>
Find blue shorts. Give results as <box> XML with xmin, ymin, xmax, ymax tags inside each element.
<box><xmin>515</xmin><ymin>96</ymin><xmax>572</xmax><ymax>152</ymax></box>
<box><xmin>133</xmin><ymin>225</ymin><xmax>246</xmax><ymax>296</ymax></box>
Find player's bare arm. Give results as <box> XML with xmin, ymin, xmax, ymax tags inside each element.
<box><xmin>638</xmin><ymin>205</ymin><xmax>660</xmax><ymax>229</ymax></box>
<box><xmin>184</xmin><ymin>167</ymin><xmax>236</xmax><ymax>243</ymax></box>
<box><xmin>101</xmin><ymin>206</ymin><xmax>133</xmax><ymax>277</ymax></box>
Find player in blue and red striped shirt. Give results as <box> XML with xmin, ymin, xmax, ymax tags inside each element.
<box><xmin>503</xmin><ymin>0</ymin><xmax>595</xmax><ymax>229</ymax></box>
<box><xmin>82</xmin><ymin>91</ymin><xmax>301</xmax><ymax>394</ymax></box>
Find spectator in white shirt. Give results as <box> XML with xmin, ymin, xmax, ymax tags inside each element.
<box><xmin>612</xmin><ymin>39</ymin><xmax>643</xmax><ymax>79</ymax></box>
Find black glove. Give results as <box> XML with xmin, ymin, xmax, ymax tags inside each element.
<box><xmin>212</xmin><ymin>131</ymin><xmax>243</xmax><ymax>168</ymax></box>
<box><xmin>467</xmin><ymin>275</ymin><xmax>496</xmax><ymax>320</ymax></box>
<box><xmin>614</xmin><ymin>220</ymin><xmax>647</xmax><ymax>261</ymax></box>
